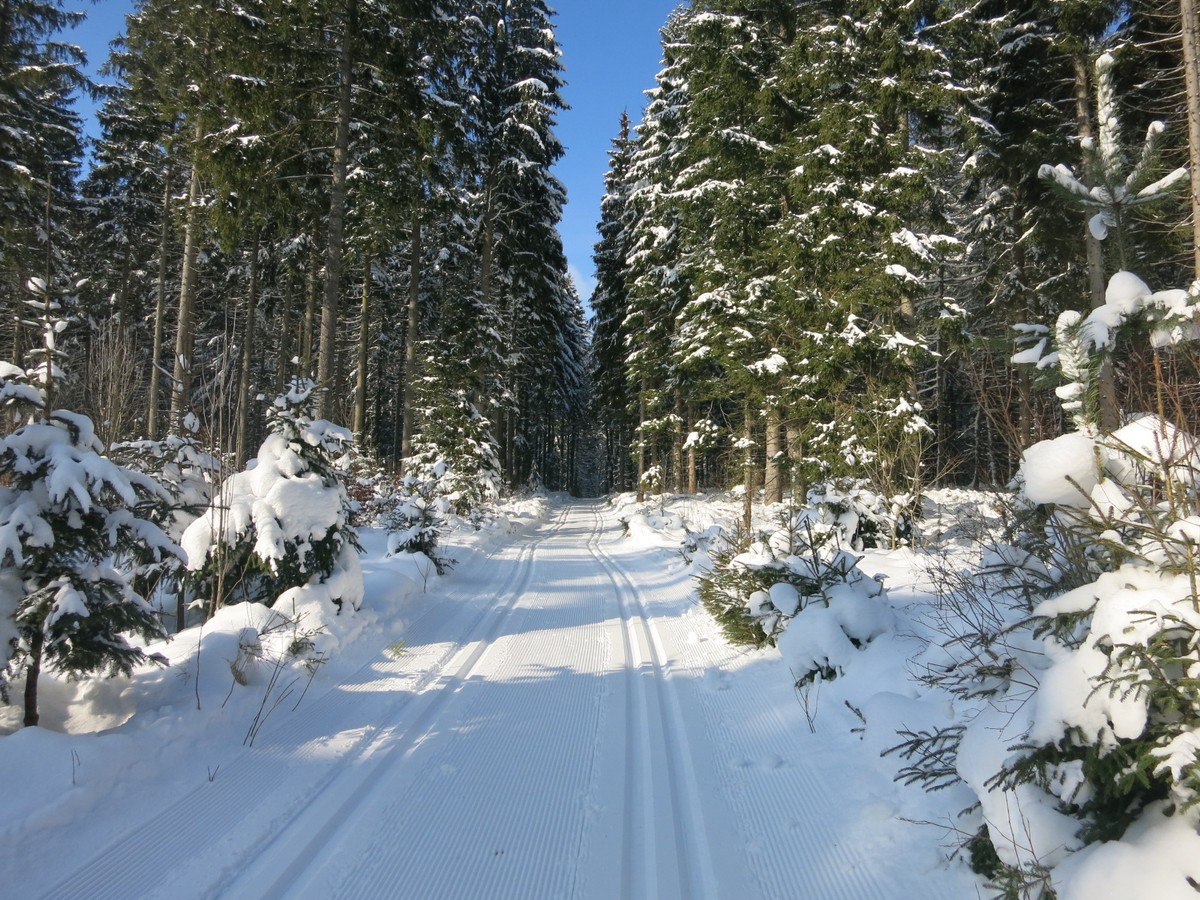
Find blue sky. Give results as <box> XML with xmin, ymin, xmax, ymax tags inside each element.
<box><xmin>69</xmin><ymin>1</ymin><xmax>683</xmax><ymax>309</ymax></box>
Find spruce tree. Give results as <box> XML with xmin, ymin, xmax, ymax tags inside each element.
<box><xmin>591</xmin><ymin>112</ymin><xmax>638</xmax><ymax>493</ymax></box>
<box><xmin>181</xmin><ymin>381</ymin><xmax>363</xmax><ymax>619</ymax></box>
<box><xmin>0</xmin><ymin>289</ymin><xmax>176</xmax><ymax>727</ymax></box>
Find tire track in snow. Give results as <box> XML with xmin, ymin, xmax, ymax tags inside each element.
<box><xmin>38</xmin><ymin>507</ymin><xmax>572</xmax><ymax>900</ymax></box>
<box><xmin>586</xmin><ymin>503</ymin><xmax>720</xmax><ymax>900</ymax></box>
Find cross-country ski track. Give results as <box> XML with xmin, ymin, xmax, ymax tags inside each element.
<box><xmin>30</xmin><ymin>500</ymin><xmax>976</xmax><ymax>899</ymax></box>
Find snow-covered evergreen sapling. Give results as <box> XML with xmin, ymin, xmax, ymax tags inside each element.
<box><xmin>181</xmin><ymin>381</ymin><xmax>363</xmax><ymax>617</ymax></box>
<box><xmin>110</xmin><ymin>417</ymin><xmax>219</xmax><ymax>629</ymax></box>
<box><xmin>385</xmin><ymin>474</ymin><xmax>454</xmax><ymax>577</ymax></box>
<box><xmin>408</xmin><ymin>362</ymin><xmax>503</xmax><ymax>517</ymax></box>
<box><xmin>944</xmin><ymin>273</ymin><xmax>1200</xmax><ymax>885</ymax></box>
<box><xmin>0</xmin><ymin>293</ymin><xmax>179</xmax><ymax>727</ymax></box>
<box><xmin>698</xmin><ymin>500</ymin><xmax>894</xmax><ymax>682</ymax></box>
<box><xmin>924</xmin><ymin>57</ymin><xmax>1200</xmax><ymax>881</ymax></box>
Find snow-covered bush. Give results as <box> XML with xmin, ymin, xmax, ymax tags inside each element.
<box><xmin>915</xmin><ymin>277</ymin><xmax>1200</xmax><ymax>893</ymax></box>
<box><xmin>936</xmin><ymin>57</ymin><xmax>1200</xmax><ymax>890</ymax></box>
<box><xmin>698</xmin><ymin>506</ymin><xmax>893</xmax><ymax>684</ymax></box>
<box><xmin>0</xmin><ymin>348</ymin><xmax>179</xmax><ymax>727</ymax></box>
<box><xmin>805</xmin><ymin>479</ymin><xmax>918</xmax><ymax>549</ymax></box>
<box><xmin>110</xmin><ymin>422</ymin><xmax>219</xmax><ymax>622</ymax></box>
<box><xmin>341</xmin><ymin>449</ymin><xmax>400</xmax><ymax>527</ymax></box>
<box><xmin>385</xmin><ymin>475</ymin><xmax>454</xmax><ymax>576</ymax></box>
<box><xmin>408</xmin><ymin>360</ymin><xmax>503</xmax><ymax>517</ymax></box>
<box><xmin>181</xmin><ymin>382</ymin><xmax>363</xmax><ymax>619</ymax></box>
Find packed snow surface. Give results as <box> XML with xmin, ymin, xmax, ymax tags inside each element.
<box><xmin>0</xmin><ymin>493</ymin><xmax>1098</xmax><ymax>898</ymax></box>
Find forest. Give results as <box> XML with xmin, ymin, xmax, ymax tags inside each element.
<box><xmin>4</xmin><ymin>0</ymin><xmax>589</xmax><ymax>501</ymax></box>
<box><xmin>8</xmin><ymin>1</ymin><xmax>1200</xmax><ymax>895</ymax></box>
<box><xmin>3</xmin><ymin>0</ymin><xmax>1199</xmax><ymax>533</ymax></box>
<box><xmin>593</xmin><ymin>0</ymin><xmax>1200</xmax><ymax>531</ymax></box>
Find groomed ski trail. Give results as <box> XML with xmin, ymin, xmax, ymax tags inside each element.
<box><xmin>37</xmin><ymin>500</ymin><xmax>971</xmax><ymax>899</ymax></box>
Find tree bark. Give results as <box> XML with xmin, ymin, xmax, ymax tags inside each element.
<box><xmin>22</xmin><ymin>628</ymin><xmax>41</xmax><ymax>727</ymax></box>
<box><xmin>764</xmin><ymin>406</ymin><xmax>783</xmax><ymax>506</ymax></box>
<box><xmin>1182</xmin><ymin>0</ymin><xmax>1200</xmax><ymax>279</ymax></box>
<box><xmin>169</xmin><ymin>141</ymin><xmax>202</xmax><ymax>434</ymax></box>
<box><xmin>278</xmin><ymin>273</ymin><xmax>293</xmax><ymax>391</ymax></box>
<box><xmin>742</xmin><ymin>405</ymin><xmax>755</xmax><ymax>533</ymax></box>
<box><xmin>317</xmin><ymin>0</ymin><xmax>356</xmax><ymax>420</ymax></box>
<box><xmin>686</xmin><ymin>405</ymin><xmax>698</xmax><ymax>494</ymax></box>
<box><xmin>1073</xmin><ymin>54</ymin><xmax>1119</xmax><ymax>432</ymax></box>
<box><xmin>234</xmin><ymin>233</ymin><xmax>259</xmax><ymax>463</ymax></box>
<box><xmin>671</xmin><ymin>387</ymin><xmax>684</xmax><ymax>493</ymax></box>
<box><xmin>147</xmin><ymin>169</ymin><xmax>173</xmax><ymax>439</ymax></box>
<box><xmin>786</xmin><ymin>423</ymin><xmax>805</xmax><ymax>503</ymax></box>
<box><xmin>400</xmin><ymin>217</ymin><xmax>422</xmax><ymax>464</ymax></box>
<box><xmin>302</xmin><ymin>264</ymin><xmax>317</xmax><ymax>377</ymax></box>
<box><xmin>635</xmin><ymin>379</ymin><xmax>647</xmax><ymax>502</ymax></box>
<box><xmin>353</xmin><ymin>254</ymin><xmax>371</xmax><ymax>442</ymax></box>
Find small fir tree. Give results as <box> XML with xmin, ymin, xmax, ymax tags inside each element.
<box><xmin>181</xmin><ymin>381</ymin><xmax>363</xmax><ymax>618</ymax></box>
<box><xmin>0</xmin><ymin>283</ymin><xmax>177</xmax><ymax>727</ymax></box>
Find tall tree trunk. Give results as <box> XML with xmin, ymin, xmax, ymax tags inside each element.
<box><xmin>1073</xmin><ymin>54</ymin><xmax>1119</xmax><ymax>432</ymax></box>
<box><xmin>1183</xmin><ymin>0</ymin><xmax>1200</xmax><ymax>279</ymax></box>
<box><xmin>686</xmin><ymin>404</ymin><xmax>698</xmax><ymax>494</ymax></box>
<box><xmin>353</xmin><ymin>254</ymin><xmax>371</xmax><ymax>442</ymax></box>
<box><xmin>169</xmin><ymin>142</ymin><xmax>202</xmax><ymax>433</ymax></box>
<box><xmin>401</xmin><ymin>217</ymin><xmax>422</xmax><ymax>463</ymax></box>
<box><xmin>278</xmin><ymin>273</ymin><xmax>293</xmax><ymax>391</ymax></box>
<box><xmin>672</xmin><ymin>387</ymin><xmax>684</xmax><ymax>493</ymax></box>
<box><xmin>302</xmin><ymin>264</ymin><xmax>317</xmax><ymax>377</ymax></box>
<box><xmin>12</xmin><ymin>268</ymin><xmax>25</xmax><ymax>369</ymax></box>
<box><xmin>317</xmin><ymin>0</ymin><xmax>356</xmax><ymax>420</ymax></box>
<box><xmin>22</xmin><ymin>628</ymin><xmax>41</xmax><ymax>727</ymax></box>
<box><xmin>786</xmin><ymin>423</ymin><xmax>805</xmax><ymax>503</ymax></box>
<box><xmin>742</xmin><ymin>405</ymin><xmax>755</xmax><ymax>533</ymax></box>
<box><xmin>479</xmin><ymin>177</ymin><xmax>499</xmax><ymax>470</ymax></box>
<box><xmin>391</xmin><ymin>376</ymin><xmax>403</xmax><ymax>465</ymax></box>
<box><xmin>635</xmin><ymin>379</ymin><xmax>647</xmax><ymax>502</ymax></box>
<box><xmin>147</xmin><ymin>169</ymin><xmax>173</xmax><ymax>439</ymax></box>
<box><xmin>235</xmin><ymin>233</ymin><xmax>260</xmax><ymax>463</ymax></box>
<box><xmin>764</xmin><ymin>406</ymin><xmax>783</xmax><ymax>506</ymax></box>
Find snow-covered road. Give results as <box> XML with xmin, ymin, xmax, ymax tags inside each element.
<box><xmin>34</xmin><ymin>500</ymin><xmax>975</xmax><ymax>899</ymax></box>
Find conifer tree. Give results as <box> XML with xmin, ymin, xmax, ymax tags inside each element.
<box><xmin>591</xmin><ymin>112</ymin><xmax>638</xmax><ymax>492</ymax></box>
<box><xmin>181</xmin><ymin>380</ymin><xmax>362</xmax><ymax>619</ymax></box>
<box><xmin>0</xmin><ymin>0</ymin><xmax>84</xmax><ymax>362</ymax></box>
<box><xmin>0</xmin><ymin>286</ymin><xmax>176</xmax><ymax>727</ymax></box>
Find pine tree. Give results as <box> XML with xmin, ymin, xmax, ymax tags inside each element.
<box><xmin>0</xmin><ymin>0</ymin><xmax>84</xmax><ymax>364</ymax></box>
<box><xmin>459</xmin><ymin>0</ymin><xmax>580</xmax><ymax>488</ymax></box>
<box><xmin>622</xmin><ymin>8</ymin><xmax>695</xmax><ymax>501</ymax></box>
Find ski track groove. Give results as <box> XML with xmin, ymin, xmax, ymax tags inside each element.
<box><xmin>31</xmin><ymin>500</ymin><xmax>966</xmax><ymax>900</ymax></box>
<box><xmin>305</xmin><ymin>504</ymin><xmax>610</xmax><ymax>900</ymax></box>
<box><xmin>234</xmin><ymin>506</ymin><xmax>574</xmax><ymax>900</ymax></box>
<box><xmin>38</xmin><ymin>508</ymin><xmax>572</xmax><ymax>900</ymax></box>
<box><xmin>585</xmin><ymin>503</ymin><xmax>720</xmax><ymax>900</ymax></box>
<box><xmin>608</xmin><ymin>533</ymin><xmax>956</xmax><ymax>900</ymax></box>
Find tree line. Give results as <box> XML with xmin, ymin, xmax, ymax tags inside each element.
<box><xmin>2</xmin><ymin>0</ymin><xmax>589</xmax><ymax>497</ymax></box>
<box><xmin>592</xmin><ymin>0</ymin><xmax>1200</xmax><ymax>527</ymax></box>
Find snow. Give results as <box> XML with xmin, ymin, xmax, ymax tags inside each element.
<box><xmin>1052</xmin><ymin>805</ymin><xmax>1200</xmax><ymax>899</ymax></box>
<box><xmin>1105</xmin><ymin>270</ymin><xmax>1152</xmax><ymax>312</ymax></box>
<box><xmin>746</xmin><ymin>351</ymin><xmax>787</xmax><ymax>375</ymax></box>
<box><xmin>1019</xmin><ymin>431</ymin><xmax>1099</xmax><ymax>507</ymax></box>
<box><xmin>957</xmin><ymin>702</ymin><xmax>1083</xmax><ymax>870</ymax></box>
<box><xmin>8</xmin><ymin>487</ymin><xmax>1200</xmax><ymax>897</ymax></box>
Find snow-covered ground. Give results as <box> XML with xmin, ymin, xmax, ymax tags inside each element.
<box><xmin>0</xmin><ymin>491</ymin><xmax>1009</xmax><ymax>897</ymax></box>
